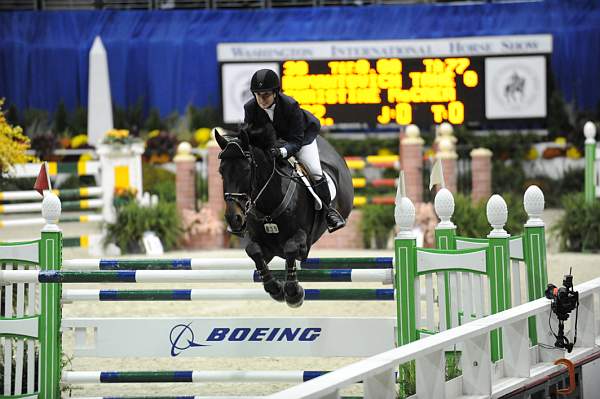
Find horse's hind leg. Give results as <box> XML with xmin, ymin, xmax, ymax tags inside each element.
<box><xmin>246</xmin><ymin>241</ymin><xmax>284</xmax><ymax>302</ymax></box>
<box><xmin>283</xmin><ymin>230</ymin><xmax>308</xmax><ymax>308</ymax></box>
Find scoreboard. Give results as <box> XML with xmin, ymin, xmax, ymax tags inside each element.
<box><xmin>280</xmin><ymin>57</ymin><xmax>482</xmax><ymax>127</ymax></box>
<box><xmin>218</xmin><ymin>35</ymin><xmax>552</xmax><ymax>129</ymax></box>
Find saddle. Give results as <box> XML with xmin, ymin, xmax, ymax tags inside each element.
<box><xmin>287</xmin><ymin>157</ymin><xmax>335</xmax><ymax>211</ymax></box>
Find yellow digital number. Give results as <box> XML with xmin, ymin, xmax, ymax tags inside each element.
<box><xmin>430</xmin><ymin>104</ymin><xmax>446</xmax><ymax>123</ymax></box>
<box><xmin>377</xmin><ymin>106</ymin><xmax>391</xmax><ymax>124</ymax></box>
<box><xmin>282</xmin><ymin>60</ymin><xmax>309</xmax><ymax>76</ymax></box>
<box><xmin>395</xmin><ymin>103</ymin><xmax>412</xmax><ymax>125</ymax></box>
<box><xmin>376</xmin><ymin>58</ymin><xmax>402</xmax><ymax>75</ymax></box>
<box><xmin>463</xmin><ymin>70</ymin><xmax>478</xmax><ymax>87</ymax></box>
<box><xmin>355</xmin><ymin>59</ymin><xmax>371</xmax><ymax>74</ymax></box>
<box><xmin>448</xmin><ymin>101</ymin><xmax>464</xmax><ymax>124</ymax></box>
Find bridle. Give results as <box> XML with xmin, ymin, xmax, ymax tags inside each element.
<box><xmin>220</xmin><ymin>142</ymin><xmax>279</xmax><ymax>235</ymax></box>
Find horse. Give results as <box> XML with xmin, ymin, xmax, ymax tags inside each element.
<box><xmin>504</xmin><ymin>71</ymin><xmax>525</xmax><ymax>103</ymax></box>
<box><xmin>213</xmin><ymin>127</ymin><xmax>353</xmax><ymax>307</ymax></box>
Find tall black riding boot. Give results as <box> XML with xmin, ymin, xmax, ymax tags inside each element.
<box><xmin>314</xmin><ymin>176</ymin><xmax>346</xmax><ymax>233</ymax></box>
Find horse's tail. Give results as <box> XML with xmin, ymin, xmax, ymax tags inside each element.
<box><xmin>316</xmin><ymin>136</ymin><xmax>354</xmax><ymax>219</ymax></box>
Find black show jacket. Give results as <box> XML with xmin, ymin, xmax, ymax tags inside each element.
<box><xmin>243</xmin><ymin>92</ymin><xmax>320</xmax><ymax>157</ymax></box>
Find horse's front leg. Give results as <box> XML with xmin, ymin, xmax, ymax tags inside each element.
<box><xmin>283</xmin><ymin>229</ymin><xmax>308</xmax><ymax>308</ymax></box>
<box><xmin>246</xmin><ymin>241</ymin><xmax>284</xmax><ymax>302</ymax></box>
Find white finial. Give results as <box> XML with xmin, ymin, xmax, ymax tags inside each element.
<box><xmin>395</xmin><ymin>196</ymin><xmax>416</xmax><ymax>238</ymax></box>
<box><xmin>439</xmin><ymin>122</ymin><xmax>454</xmax><ymax>137</ymax></box>
<box><xmin>584</xmin><ymin>121</ymin><xmax>597</xmax><ymax>144</ymax></box>
<box><xmin>434</xmin><ymin>188</ymin><xmax>455</xmax><ymax>229</ymax></box>
<box><xmin>524</xmin><ymin>185</ymin><xmax>545</xmax><ymax>227</ymax></box>
<box><xmin>405</xmin><ymin>124</ymin><xmax>420</xmax><ymax>138</ymax></box>
<box><xmin>394</xmin><ymin>170</ymin><xmax>415</xmax><ymax>238</ymax></box>
<box><xmin>486</xmin><ymin>194</ymin><xmax>509</xmax><ymax>238</ymax></box>
<box><xmin>402</xmin><ymin>124</ymin><xmax>424</xmax><ymax>145</ymax></box>
<box><xmin>174</xmin><ymin>141</ymin><xmax>195</xmax><ymax>161</ymax></box>
<box><xmin>42</xmin><ymin>192</ymin><xmax>61</xmax><ymax>232</ymax></box>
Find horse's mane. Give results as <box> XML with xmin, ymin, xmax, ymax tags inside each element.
<box><xmin>243</xmin><ymin>124</ymin><xmax>278</xmax><ymax>153</ymax></box>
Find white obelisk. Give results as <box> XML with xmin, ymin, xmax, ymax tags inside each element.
<box><xmin>87</xmin><ymin>36</ymin><xmax>114</xmax><ymax>147</ymax></box>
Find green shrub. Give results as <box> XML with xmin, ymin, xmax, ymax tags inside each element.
<box><xmin>188</xmin><ymin>105</ymin><xmax>220</xmax><ymax>131</ymax></box>
<box><xmin>113</xmin><ymin>98</ymin><xmax>144</xmax><ymax>134</ymax></box>
<box><xmin>54</xmin><ymin>101</ymin><xmax>68</xmax><ymax>135</ymax></box>
<box><xmin>196</xmin><ymin>174</ymin><xmax>208</xmax><ymax>203</ymax></box>
<box><xmin>553</xmin><ymin>193</ymin><xmax>600</xmax><ymax>252</ymax></box>
<box><xmin>492</xmin><ymin>160</ymin><xmax>527</xmax><ymax>197</ymax></box>
<box><xmin>525</xmin><ymin>168</ymin><xmax>584</xmax><ymax>208</ymax></box>
<box><xmin>144</xmin><ymin>108</ymin><xmax>166</xmax><ymax>131</ymax></box>
<box><xmin>397</xmin><ymin>351</ymin><xmax>462</xmax><ymax>398</ymax></box>
<box><xmin>143</xmin><ymin>163</ymin><xmax>176</xmax><ymax>203</ymax></box>
<box><xmin>360</xmin><ymin>204</ymin><xmax>395</xmax><ymax>249</ymax></box>
<box><xmin>453</xmin><ymin>192</ymin><xmax>526</xmax><ymax>238</ymax></box>
<box><xmin>105</xmin><ymin>201</ymin><xmax>181</xmax><ymax>253</ymax></box>
<box><xmin>67</xmin><ymin>106</ymin><xmax>87</xmax><ymax>135</ymax></box>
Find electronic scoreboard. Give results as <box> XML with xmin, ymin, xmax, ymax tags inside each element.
<box><xmin>218</xmin><ymin>35</ymin><xmax>551</xmax><ymax>129</ymax></box>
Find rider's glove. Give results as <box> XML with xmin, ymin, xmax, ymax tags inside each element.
<box><xmin>269</xmin><ymin>147</ymin><xmax>285</xmax><ymax>160</ymax></box>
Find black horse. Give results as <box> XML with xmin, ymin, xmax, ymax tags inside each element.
<box><xmin>214</xmin><ymin>127</ymin><xmax>353</xmax><ymax>307</ymax></box>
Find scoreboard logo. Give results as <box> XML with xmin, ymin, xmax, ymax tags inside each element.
<box><xmin>485</xmin><ymin>56</ymin><xmax>546</xmax><ymax>119</ymax></box>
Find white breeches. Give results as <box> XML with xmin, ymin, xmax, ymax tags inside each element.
<box><xmin>296</xmin><ymin>139</ymin><xmax>336</xmax><ymax>200</ymax></box>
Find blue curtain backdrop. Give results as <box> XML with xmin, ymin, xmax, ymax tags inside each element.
<box><xmin>0</xmin><ymin>0</ymin><xmax>599</xmax><ymax>117</ymax></box>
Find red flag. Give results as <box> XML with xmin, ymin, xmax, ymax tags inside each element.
<box><xmin>33</xmin><ymin>162</ymin><xmax>51</xmax><ymax>197</ymax></box>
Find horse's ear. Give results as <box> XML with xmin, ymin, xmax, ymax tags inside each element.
<box><xmin>213</xmin><ymin>127</ymin><xmax>228</xmax><ymax>150</ymax></box>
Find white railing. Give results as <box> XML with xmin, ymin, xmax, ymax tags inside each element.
<box><xmin>268</xmin><ymin>277</ymin><xmax>600</xmax><ymax>399</ymax></box>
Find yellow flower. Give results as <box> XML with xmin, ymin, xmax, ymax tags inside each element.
<box><xmin>0</xmin><ymin>99</ymin><xmax>37</xmax><ymax>172</ymax></box>
<box><xmin>526</xmin><ymin>147</ymin><xmax>539</xmax><ymax>160</ymax></box>
<box><xmin>71</xmin><ymin>134</ymin><xmax>88</xmax><ymax>149</ymax></box>
<box><xmin>566</xmin><ymin>146</ymin><xmax>582</xmax><ymax>159</ymax></box>
<box><xmin>79</xmin><ymin>153</ymin><xmax>94</xmax><ymax>162</ymax></box>
<box><xmin>195</xmin><ymin>128</ymin><xmax>211</xmax><ymax>148</ymax></box>
<box><xmin>554</xmin><ymin>137</ymin><xmax>567</xmax><ymax>146</ymax></box>
<box><xmin>148</xmin><ymin>129</ymin><xmax>160</xmax><ymax>138</ymax></box>
<box><xmin>423</xmin><ymin>148</ymin><xmax>436</xmax><ymax>161</ymax></box>
<box><xmin>377</xmin><ymin>148</ymin><xmax>393</xmax><ymax>156</ymax></box>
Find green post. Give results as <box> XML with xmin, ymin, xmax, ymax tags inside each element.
<box><xmin>584</xmin><ymin>121</ymin><xmax>597</xmax><ymax>204</ymax></box>
<box><xmin>394</xmin><ymin>196</ymin><xmax>418</xmax><ymax>347</ymax></box>
<box><xmin>433</xmin><ymin>187</ymin><xmax>457</xmax><ymax>331</ymax></box>
<box><xmin>523</xmin><ymin>185</ymin><xmax>548</xmax><ymax>346</ymax></box>
<box><xmin>485</xmin><ymin>195</ymin><xmax>511</xmax><ymax>362</ymax></box>
<box><xmin>38</xmin><ymin>194</ymin><xmax>63</xmax><ymax>399</ymax></box>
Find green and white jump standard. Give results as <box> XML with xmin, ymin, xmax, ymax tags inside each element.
<box><xmin>394</xmin><ymin>185</ymin><xmax>548</xmax><ymax>362</ymax></box>
<box><xmin>584</xmin><ymin>120</ymin><xmax>599</xmax><ymax>203</ymax></box>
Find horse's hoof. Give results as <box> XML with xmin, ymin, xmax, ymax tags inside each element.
<box><xmin>263</xmin><ymin>279</ymin><xmax>285</xmax><ymax>302</ymax></box>
<box><xmin>284</xmin><ymin>283</ymin><xmax>305</xmax><ymax>308</ymax></box>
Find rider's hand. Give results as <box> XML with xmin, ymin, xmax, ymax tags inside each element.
<box><xmin>269</xmin><ymin>147</ymin><xmax>284</xmax><ymax>160</ymax></box>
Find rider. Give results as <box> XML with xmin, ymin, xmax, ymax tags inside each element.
<box><xmin>243</xmin><ymin>68</ymin><xmax>346</xmax><ymax>233</ymax></box>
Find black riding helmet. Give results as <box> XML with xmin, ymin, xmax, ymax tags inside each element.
<box><xmin>250</xmin><ymin>69</ymin><xmax>280</xmax><ymax>93</ymax></box>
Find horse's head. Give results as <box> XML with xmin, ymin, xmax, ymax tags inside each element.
<box><xmin>214</xmin><ymin>127</ymin><xmax>254</xmax><ymax>235</ymax></box>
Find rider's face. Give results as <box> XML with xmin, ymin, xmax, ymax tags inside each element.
<box><xmin>254</xmin><ymin>91</ymin><xmax>275</xmax><ymax>109</ymax></box>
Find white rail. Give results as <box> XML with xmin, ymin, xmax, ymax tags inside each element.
<box><xmin>268</xmin><ymin>277</ymin><xmax>600</xmax><ymax>399</ymax></box>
